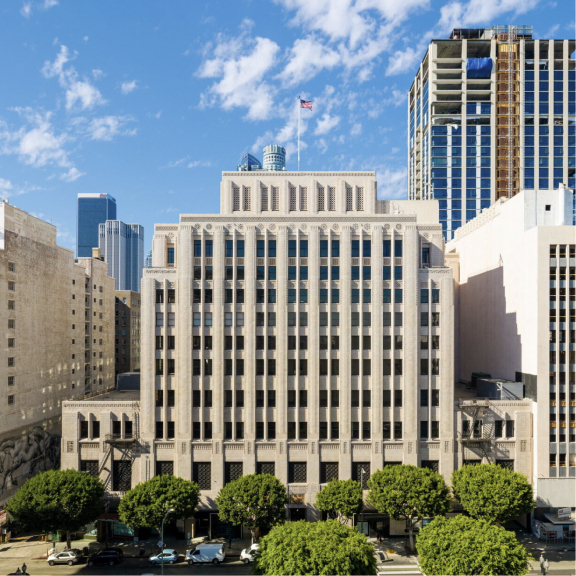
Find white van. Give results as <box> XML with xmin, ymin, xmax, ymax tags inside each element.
<box><xmin>185</xmin><ymin>543</ymin><xmax>226</xmax><ymax>565</ymax></box>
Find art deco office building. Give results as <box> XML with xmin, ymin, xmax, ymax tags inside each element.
<box><xmin>130</xmin><ymin>170</ymin><xmax>455</xmax><ymax>519</ymax></box>
<box><xmin>408</xmin><ymin>26</ymin><xmax>575</xmax><ymax>241</ymax></box>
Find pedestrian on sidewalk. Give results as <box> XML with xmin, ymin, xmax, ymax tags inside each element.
<box><xmin>21</xmin><ymin>562</ymin><xmax>27</xmax><ymax>575</ymax></box>
<box><xmin>539</xmin><ymin>553</ymin><xmax>549</xmax><ymax>576</ymax></box>
<box><xmin>228</xmin><ymin>535</ymin><xmax>233</xmax><ymax>550</ymax></box>
<box><xmin>376</xmin><ymin>531</ymin><xmax>382</xmax><ymax>544</ymax></box>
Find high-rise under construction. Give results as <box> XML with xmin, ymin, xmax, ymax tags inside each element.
<box><xmin>408</xmin><ymin>25</ymin><xmax>575</xmax><ymax>241</ymax></box>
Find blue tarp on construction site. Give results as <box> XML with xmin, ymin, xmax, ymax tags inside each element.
<box><xmin>466</xmin><ymin>58</ymin><xmax>493</xmax><ymax>78</ymax></box>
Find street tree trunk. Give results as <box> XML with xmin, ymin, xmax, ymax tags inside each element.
<box><xmin>250</xmin><ymin>527</ymin><xmax>258</xmax><ymax>544</ymax></box>
<box><xmin>66</xmin><ymin>530</ymin><xmax>71</xmax><ymax>550</ymax></box>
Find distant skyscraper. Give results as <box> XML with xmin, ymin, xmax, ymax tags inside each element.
<box><xmin>98</xmin><ymin>221</ymin><xmax>144</xmax><ymax>292</ymax></box>
<box><xmin>263</xmin><ymin>144</ymin><xmax>286</xmax><ymax>171</ymax></box>
<box><xmin>145</xmin><ymin>249</ymin><xmax>153</xmax><ymax>268</ymax></box>
<box><xmin>77</xmin><ymin>193</ymin><xmax>117</xmax><ymax>257</ymax></box>
<box><xmin>408</xmin><ymin>26</ymin><xmax>575</xmax><ymax>240</ymax></box>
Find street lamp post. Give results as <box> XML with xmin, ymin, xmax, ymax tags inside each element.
<box><xmin>360</xmin><ymin>468</ymin><xmax>367</xmax><ymax>535</ymax></box>
<box><xmin>160</xmin><ymin>508</ymin><xmax>175</xmax><ymax>576</ymax></box>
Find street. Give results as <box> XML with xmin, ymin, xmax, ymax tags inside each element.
<box><xmin>0</xmin><ymin>557</ymin><xmax>252</xmax><ymax>576</ymax></box>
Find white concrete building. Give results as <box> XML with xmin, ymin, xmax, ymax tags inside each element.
<box><xmin>62</xmin><ymin>170</ymin><xmax>456</xmax><ymax>535</ymax></box>
<box><xmin>0</xmin><ymin>201</ymin><xmax>115</xmax><ymax>503</ymax></box>
<box><xmin>447</xmin><ymin>187</ymin><xmax>576</xmax><ymax>510</ymax></box>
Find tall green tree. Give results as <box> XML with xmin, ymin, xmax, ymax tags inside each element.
<box><xmin>215</xmin><ymin>474</ymin><xmax>287</xmax><ymax>542</ymax></box>
<box><xmin>416</xmin><ymin>515</ymin><xmax>533</xmax><ymax>575</ymax></box>
<box><xmin>451</xmin><ymin>463</ymin><xmax>535</xmax><ymax>525</ymax></box>
<box><xmin>315</xmin><ymin>479</ymin><xmax>363</xmax><ymax>523</ymax></box>
<box><xmin>367</xmin><ymin>464</ymin><xmax>451</xmax><ymax>551</ymax></box>
<box><xmin>6</xmin><ymin>469</ymin><xmax>104</xmax><ymax>549</ymax></box>
<box><xmin>253</xmin><ymin>519</ymin><xmax>377</xmax><ymax>576</ymax></box>
<box><xmin>118</xmin><ymin>475</ymin><xmax>199</xmax><ymax>532</ymax></box>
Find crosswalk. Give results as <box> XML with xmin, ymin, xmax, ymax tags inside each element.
<box><xmin>377</xmin><ymin>563</ymin><xmax>423</xmax><ymax>575</ymax></box>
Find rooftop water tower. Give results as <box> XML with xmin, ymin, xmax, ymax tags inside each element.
<box><xmin>263</xmin><ymin>144</ymin><xmax>286</xmax><ymax>171</ymax></box>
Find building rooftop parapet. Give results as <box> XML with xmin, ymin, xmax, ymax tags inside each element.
<box><xmin>63</xmin><ymin>388</ymin><xmax>140</xmax><ymax>404</ymax></box>
<box><xmin>448</xmin><ymin>197</ymin><xmax>507</xmax><ymax>245</ymax></box>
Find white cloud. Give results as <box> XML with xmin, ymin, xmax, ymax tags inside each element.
<box><xmin>0</xmin><ymin>178</ymin><xmax>14</xmax><ymax>195</ymax></box>
<box><xmin>273</xmin><ymin>0</ymin><xmax>430</xmax><ymax>82</ymax></box>
<box><xmin>376</xmin><ymin>166</ymin><xmax>407</xmax><ymax>200</ymax></box>
<box><xmin>20</xmin><ymin>2</ymin><xmax>32</xmax><ymax>18</ymax></box>
<box><xmin>350</xmin><ymin>122</ymin><xmax>362</xmax><ymax>136</ymax></box>
<box><xmin>0</xmin><ymin>178</ymin><xmax>39</xmax><ymax>199</ymax></box>
<box><xmin>187</xmin><ymin>160</ymin><xmax>213</xmax><ymax>168</ymax></box>
<box><xmin>43</xmin><ymin>0</ymin><xmax>59</xmax><ymax>8</ymax></box>
<box><xmin>167</xmin><ymin>158</ymin><xmax>187</xmax><ymax>168</ymax></box>
<box><xmin>314</xmin><ymin>113</ymin><xmax>341</xmax><ymax>135</ymax></box>
<box><xmin>10</xmin><ymin>109</ymin><xmax>71</xmax><ymax>168</ymax></box>
<box><xmin>198</xmin><ymin>31</ymin><xmax>280</xmax><ymax>121</ymax></box>
<box><xmin>277</xmin><ymin>36</ymin><xmax>340</xmax><ymax>86</ymax></box>
<box><xmin>42</xmin><ymin>45</ymin><xmax>72</xmax><ymax>78</ymax></box>
<box><xmin>121</xmin><ymin>80</ymin><xmax>138</xmax><ymax>95</ymax></box>
<box><xmin>92</xmin><ymin>69</ymin><xmax>104</xmax><ymax>79</ymax></box>
<box><xmin>60</xmin><ymin>167</ymin><xmax>85</xmax><ymax>182</ymax></box>
<box><xmin>42</xmin><ymin>45</ymin><xmax>106</xmax><ymax>111</ymax></box>
<box><xmin>437</xmin><ymin>0</ymin><xmax>540</xmax><ymax>33</ymax></box>
<box><xmin>83</xmin><ymin>35</ymin><xmax>89</xmax><ymax>42</ymax></box>
<box><xmin>66</xmin><ymin>80</ymin><xmax>105</xmax><ymax>110</ymax></box>
<box><xmin>385</xmin><ymin>47</ymin><xmax>419</xmax><ymax>76</ymax></box>
<box><xmin>87</xmin><ymin>116</ymin><xmax>136</xmax><ymax>141</ymax></box>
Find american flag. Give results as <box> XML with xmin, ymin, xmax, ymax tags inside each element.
<box><xmin>300</xmin><ymin>99</ymin><xmax>313</xmax><ymax>110</ymax></box>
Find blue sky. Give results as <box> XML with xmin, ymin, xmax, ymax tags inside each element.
<box><xmin>0</xmin><ymin>0</ymin><xmax>573</xmax><ymax>253</ymax></box>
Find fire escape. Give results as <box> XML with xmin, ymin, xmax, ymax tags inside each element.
<box><xmin>99</xmin><ymin>407</ymin><xmax>140</xmax><ymax>495</ymax></box>
<box><xmin>458</xmin><ymin>399</ymin><xmax>492</xmax><ymax>463</ymax></box>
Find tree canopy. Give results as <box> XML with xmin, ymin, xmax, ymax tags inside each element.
<box><xmin>118</xmin><ymin>474</ymin><xmax>199</xmax><ymax>531</ymax></box>
<box><xmin>367</xmin><ymin>464</ymin><xmax>451</xmax><ymax>551</ymax></box>
<box><xmin>6</xmin><ymin>469</ymin><xmax>104</xmax><ymax>548</ymax></box>
<box><xmin>215</xmin><ymin>473</ymin><xmax>287</xmax><ymax>541</ymax></box>
<box><xmin>253</xmin><ymin>519</ymin><xmax>377</xmax><ymax>576</ymax></box>
<box><xmin>416</xmin><ymin>515</ymin><xmax>533</xmax><ymax>575</ymax></box>
<box><xmin>315</xmin><ymin>479</ymin><xmax>363</xmax><ymax>523</ymax></box>
<box><xmin>451</xmin><ymin>463</ymin><xmax>535</xmax><ymax>525</ymax></box>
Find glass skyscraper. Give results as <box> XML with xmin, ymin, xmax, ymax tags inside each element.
<box><xmin>77</xmin><ymin>193</ymin><xmax>117</xmax><ymax>257</ymax></box>
<box><xmin>408</xmin><ymin>26</ymin><xmax>575</xmax><ymax>241</ymax></box>
<box><xmin>98</xmin><ymin>221</ymin><xmax>144</xmax><ymax>292</ymax></box>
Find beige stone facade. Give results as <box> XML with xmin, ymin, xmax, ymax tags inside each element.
<box><xmin>447</xmin><ymin>188</ymin><xmax>576</xmax><ymax>509</ymax></box>
<box><xmin>62</xmin><ymin>171</ymin><xmax>456</xmax><ymax>522</ymax></box>
<box><xmin>0</xmin><ymin>201</ymin><xmax>115</xmax><ymax>503</ymax></box>
<box><xmin>115</xmin><ymin>291</ymin><xmax>141</xmax><ymax>375</ymax></box>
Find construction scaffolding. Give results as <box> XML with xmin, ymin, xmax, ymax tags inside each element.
<box><xmin>495</xmin><ymin>25</ymin><xmax>521</xmax><ymax>199</ymax></box>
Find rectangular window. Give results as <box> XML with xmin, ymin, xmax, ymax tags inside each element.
<box><xmin>420</xmin><ymin>420</ymin><xmax>429</xmax><ymax>439</ymax></box>
<box><xmin>383</xmin><ymin>421</ymin><xmax>391</xmax><ymax>439</ymax></box>
<box><xmin>506</xmin><ymin>420</ymin><xmax>515</xmax><ymax>438</ymax></box>
<box><xmin>431</xmin><ymin>421</ymin><xmax>439</xmax><ymax>439</ymax></box>
<box><xmin>420</xmin><ymin>389</ymin><xmax>429</xmax><ymax>406</ymax></box>
<box><xmin>288</xmin><ymin>462</ymin><xmax>307</xmax><ymax>483</ymax></box>
<box><xmin>394</xmin><ymin>389</ymin><xmax>402</xmax><ymax>407</ymax></box>
<box><xmin>394</xmin><ymin>422</ymin><xmax>403</xmax><ymax>440</ymax></box>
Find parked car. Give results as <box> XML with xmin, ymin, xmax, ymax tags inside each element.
<box><xmin>102</xmin><ymin>546</ymin><xmax>124</xmax><ymax>558</ymax></box>
<box><xmin>47</xmin><ymin>548</ymin><xmax>83</xmax><ymax>566</ymax></box>
<box><xmin>149</xmin><ymin>549</ymin><xmax>179</xmax><ymax>565</ymax></box>
<box><xmin>240</xmin><ymin>543</ymin><xmax>259</xmax><ymax>564</ymax></box>
<box><xmin>185</xmin><ymin>543</ymin><xmax>226</xmax><ymax>564</ymax></box>
<box><xmin>86</xmin><ymin>549</ymin><xmax>123</xmax><ymax>567</ymax></box>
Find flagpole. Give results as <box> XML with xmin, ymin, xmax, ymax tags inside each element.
<box><xmin>297</xmin><ymin>94</ymin><xmax>301</xmax><ymax>171</ymax></box>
